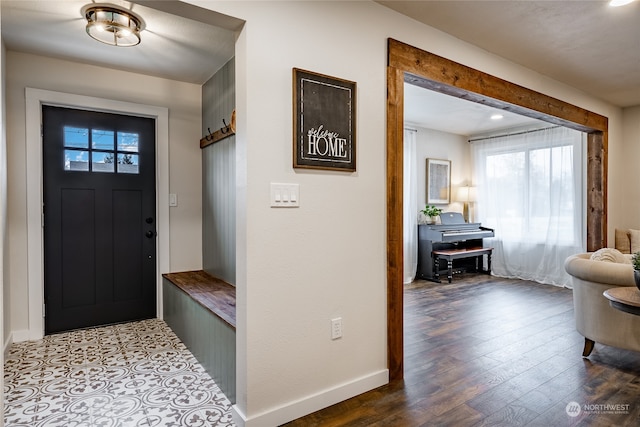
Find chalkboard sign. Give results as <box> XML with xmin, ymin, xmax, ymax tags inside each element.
<box><xmin>293</xmin><ymin>68</ymin><xmax>356</xmax><ymax>171</ymax></box>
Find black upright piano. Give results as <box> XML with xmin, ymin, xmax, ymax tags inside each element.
<box><xmin>416</xmin><ymin>212</ymin><xmax>495</xmax><ymax>282</ymax></box>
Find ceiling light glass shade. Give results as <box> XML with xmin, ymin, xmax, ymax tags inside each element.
<box><xmin>83</xmin><ymin>5</ymin><xmax>145</xmax><ymax>47</ymax></box>
<box><xmin>609</xmin><ymin>0</ymin><xmax>635</xmax><ymax>6</ymax></box>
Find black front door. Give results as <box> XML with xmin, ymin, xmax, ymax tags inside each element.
<box><xmin>43</xmin><ymin>106</ymin><xmax>157</xmax><ymax>334</ymax></box>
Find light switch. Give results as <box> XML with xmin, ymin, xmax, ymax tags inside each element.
<box><xmin>270</xmin><ymin>183</ymin><xmax>299</xmax><ymax>208</ymax></box>
<box><xmin>169</xmin><ymin>193</ymin><xmax>178</xmax><ymax>207</ymax></box>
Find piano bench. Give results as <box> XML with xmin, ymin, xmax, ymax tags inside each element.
<box><xmin>431</xmin><ymin>247</ymin><xmax>493</xmax><ymax>283</ymax></box>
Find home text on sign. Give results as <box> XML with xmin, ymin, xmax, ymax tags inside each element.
<box><xmin>306</xmin><ymin>125</ymin><xmax>348</xmax><ymax>160</ymax></box>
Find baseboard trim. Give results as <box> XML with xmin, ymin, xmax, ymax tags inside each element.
<box><xmin>11</xmin><ymin>330</ymin><xmax>30</xmax><ymax>344</ymax></box>
<box><xmin>232</xmin><ymin>369</ymin><xmax>389</xmax><ymax>427</ymax></box>
<box><xmin>3</xmin><ymin>331</ymin><xmax>13</xmax><ymax>358</ymax></box>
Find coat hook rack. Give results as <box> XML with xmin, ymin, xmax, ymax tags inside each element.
<box><xmin>200</xmin><ymin>110</ymin><xmax>236</xmax><ymax>149</ymax></box>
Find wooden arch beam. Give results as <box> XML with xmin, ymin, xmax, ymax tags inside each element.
<box><xmin>386</xmin><ymin>38</ymin><xmax>608</xmax><ymax>381</ymax></box>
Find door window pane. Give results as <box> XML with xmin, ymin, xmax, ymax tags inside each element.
<box><xmin>92</xmin><ymin>152</ymin><xmax>115</xmax><ymax>173</ymax></box>
<box><xmin>65</xmin><ymin>150</ymin><xmax>89</xmax><ymax>171</ymax></box>
<box><xmin>92</xmin><ymin>129</ymin><xmax>114</xmax><ymax>150</ymax></box>
<box><xmin>117</xmin><ymin>132</ymin><xmax>139</xmax><ymax>152</ymax></box>
<box><xmin>64</xmin><ymin>127</ymin><xmax>88</xmax><ymax>148</ymax></box>
<box><xmin>63</xmin><ymin>127</ymin><xmax>140</xmax><ymax>174</ymax></box>
<box><xmin>117</xmin><ymin>153</ymin><xmax>139</xmax><ymax>174</ymax></box>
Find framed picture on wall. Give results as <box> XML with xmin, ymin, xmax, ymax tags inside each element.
<box><xmin>292</xmin><ymin>68</ymin><xmax>356</xmax><ymax>171</ymax></box>
<box><xmin>426</xmin><ymin>158</ymin><xmax>451</xmax><ymax>204</ymax></box>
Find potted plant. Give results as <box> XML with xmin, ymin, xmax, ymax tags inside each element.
<box><xmin>421</xmin><ymin>205</ymin><xmax>443</xmax><ymax>224</ymax></box>
<box><xmin>633</xmin><ymin>252</ymin><xmax>640</xmax><ymax>290</ymax></box>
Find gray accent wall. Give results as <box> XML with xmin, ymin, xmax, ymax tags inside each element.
<box><xmin>202</xmin><ymin>58</ymin><xmax>235</xmax><ymax>285</ymax></box>
<box><xmin>163</xmin><ymin>280</ymin><xmax>236</xmax><ymax>403</ymax></box>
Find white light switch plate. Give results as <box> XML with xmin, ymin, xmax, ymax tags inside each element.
<box><xmin>270</xmin><ymin>183</ymin><xmax>299</xmax><ymax>208</ymax></box>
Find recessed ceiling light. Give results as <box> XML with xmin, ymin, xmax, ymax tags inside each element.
<box><xmin>609</xmin><ymin>0</ymin><xmax>635</xmax><ymax>7</ymax></box>
<box><xmin>490</xmin><ymin>114</ymin><xmax>504</xmax><ymax>120</ymax></box>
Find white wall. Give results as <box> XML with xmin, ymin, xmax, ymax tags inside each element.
<box><xmin>1</xmin><ymin>38</ymin><xmax>7</xmax><ymax>427</ymax></box>
<box><xmin>412</xmin><ymin>126</ymin><xmax>470</xmax><ymax>216</ymax></box>
<box><xmin>613</xmin><ymin>105</ymin><xmax>640</xmax><ymax>235</ymax></box>
<box><xmin>189</xmin><ymin>0</ymin><xmax>626</xmax><ymax>424</ymax></box>
<box><xmin>5</xmin><ymin>51</ymin><xmax>203</xmax><ymax>338</ymax></box>
<box><xmin>189</xmin><ymin>1</ymin><xmax>624</xmax><ymax>425</ymax></box>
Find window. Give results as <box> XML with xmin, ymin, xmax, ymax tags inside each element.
<box><xmin>472</xmin><ymin>125</ymin><xmax>585</xmax><ymax>286</ymax></box>
<box><xmin>484</xmin><ymin>143</ymin><xmax>577</xmax><ymax>243</ymax></box>
<box><xmin>64</xmin><ymin>126</ymin><xmax>139</xmax><ymax>174</ymax></box>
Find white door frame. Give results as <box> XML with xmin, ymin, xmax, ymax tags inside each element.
<box><xmin>25</xmin><ymin>88</ymin><xmax>170</xmax><ymax>340</ymax></box>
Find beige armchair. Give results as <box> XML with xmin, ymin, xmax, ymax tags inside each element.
<box><xmin>564</xmin><ymin>252</ymin><xmax>640</xmax><ymax>356</ymax></box>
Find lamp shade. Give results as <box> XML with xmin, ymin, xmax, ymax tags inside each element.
<box><xmin>457</xmin><ymin>186</ymin><xmax>477</xmax><ymax>203</ymax></box>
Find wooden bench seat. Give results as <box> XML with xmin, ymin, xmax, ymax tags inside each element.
<box><xmin>432</xmin><ymin>247</ymin><xmax>493</xmax><ymax>283</ymax></box>
<box><xmin>163</xmin><ymin>270</ymin><xmax>236</xmax><ymax>328</ymax></box>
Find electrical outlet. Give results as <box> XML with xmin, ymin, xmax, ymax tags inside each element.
<box><xmin>331</xmin><ymin>317</ymin><xmax>342</xmax><ymax>340</ymax></box>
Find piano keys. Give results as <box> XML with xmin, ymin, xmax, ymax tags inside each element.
<box><xmin>416</xmin><ymin>212</ymin><xmax>494</xmax><ymax>282</ymax></box>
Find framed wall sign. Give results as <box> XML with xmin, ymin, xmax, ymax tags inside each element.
<box><xmin>426</xmin><ymin>158</ymin><xmax>451</xmax><ymax>204</ymax></box>
<box><xmin>293</xmin><ymin>68</ymin><xmax>356</xmax><ymax>171</ymax></box>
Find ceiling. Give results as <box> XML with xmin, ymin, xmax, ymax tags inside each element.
<box><xmin>2</xmin><ymin>1</ymin><xmax>638</xmax><ymax>136</ymax></box>
<box><xmin>378</xmin><ymin>0</ymin><xmax>640</xmax><ymax>109</ymax></box>
<box><xmin>381</xmin><ymin>0</ymin><xmax>639</xmax><ymax>135</ymax></box>
<box><xmin>0</xmin><ymin>0</ymin><xmax>240</xmax><ymax>85</ymax></box>
<box><xmin>404</xmin><ymin>83</ymin><xmax>545</xmax><ymax>136</ymax></box>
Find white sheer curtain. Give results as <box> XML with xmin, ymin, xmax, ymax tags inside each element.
<box><xmin>403</xmin><ymin>128</ymin><xmax>418</xmax><ymax>284</ymax></box>
<box><xmin>472</xmin><ymin>126</ymin><xmax>585</xmax><ymax>286</ymax></box>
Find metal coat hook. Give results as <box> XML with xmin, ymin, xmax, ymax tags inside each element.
<box><xmin>199</xmin><ymin>109</ymin><xmax>237</xmax><ymax>149</ymax></box>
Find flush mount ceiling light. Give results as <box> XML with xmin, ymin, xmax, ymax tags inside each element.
<box><xmin>82</xmin><ymin>4</ymin><xmax>145</xmax><ymax>47</ymax></box>
<box><xmin>609</xmin><ymin>0</ymin><xmax>636</xmax><ymax>6</ymax></box>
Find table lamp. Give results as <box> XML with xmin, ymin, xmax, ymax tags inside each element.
<box><xmin>457</xmin><ymin>185</ymin><xmax>477</xmax><ymax>222</ymax></box>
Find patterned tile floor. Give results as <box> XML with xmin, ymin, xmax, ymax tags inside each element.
<box><xmin>4</xmin><ymin>319</ymin><xmax>235</xmax><ymax>426</ymax></box>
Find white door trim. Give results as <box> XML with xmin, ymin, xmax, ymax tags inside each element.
<box><xmin>25</xmin><ymin>88</ymin><xmax>170</xmax><ymax>340</ymax></box>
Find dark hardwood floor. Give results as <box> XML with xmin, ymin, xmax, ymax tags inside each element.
<box><xmin>284</xmin><ymin>274</ymin><xmax>640</xmax><ymax>426</ymax></box>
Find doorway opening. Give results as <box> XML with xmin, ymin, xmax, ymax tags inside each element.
<box><xmin>386</xmin><ymin>38</ymin><xmax>608</xmax><ymax>381</ymax></box>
